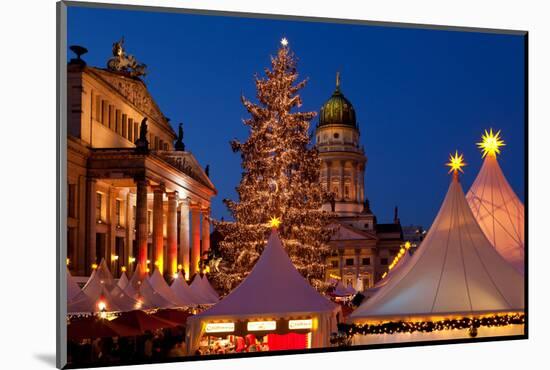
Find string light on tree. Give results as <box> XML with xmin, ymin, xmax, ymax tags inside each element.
<box><xmin>478</xmin><ymin>128</ymin><xmax>505</xmax><ymax>158</ymax></box>
<box><xmin>211</xmin><ymin>39</ymin><xmax>332</xmax><ymax>295</ymax></box>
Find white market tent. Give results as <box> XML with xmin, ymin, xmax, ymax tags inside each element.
<box><xmin>332</xmin><ymin>280</ymin><xmax>356</xmax><ymax>297</ymax></box>
<box><xmin>81</xmin><ymin>259</ymin><xmax>116</xmax><ymax>299</ymax></box>
<box><xmin>148</xmin><ymin>268</ymin><xmax>191</xmax><ymax>307</ymax></box>
<box><xmin>189</xmin><ymin>275</ymin><xmax>219</xmax><ymax>305</ymax></box>
<box><xmin>186</xmin><ymin>229</ymin><xmax>340</xmax><ymax>353</ymax></box>
<box><xmin>349</xmin><ymin>173</ymin><xmax>524</xmax><ymax>323</ymax></box>
<box><xmin>466</xmin><ymin>152</ymin><xmax>525</xmax><ymax>274</ymax></box>
<box><xmin>117</xmin><ymin>272</ymin><xmax>129</xmax><ymax>290</ymax></box>
<box><xmin>170</xmin><ymin>271</ymin><xmax>203</xmax><ymax>306</ymax></box>
<box><xmin>363</xmin><ymin>249</ymin><xmax>413</xmax><ymax>298</ymax></box>
<box><xmin>67</xmin><ymin>268</ymin><xmax>82</xmax><ymax>302</ymax></box>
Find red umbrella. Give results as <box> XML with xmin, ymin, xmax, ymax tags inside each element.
<box><xmin>68</xmin><ymin>317</ymin><xmax>140</xmax><ymax>341</ymax></box>
<box><xmin>111</xmin><ymin>310</ymin><xmax>178</xmax><ymax>333</ymax></box>
<box><xmin>151</xmin><ymin>309</ymin><xmax>192</xmax><ymax>326</ymax></box>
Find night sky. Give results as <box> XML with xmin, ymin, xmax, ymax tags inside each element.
<box><xmin>67</xmin><ymin>6</ymin><xmax>525</xmax><ymax>229</ymax></box>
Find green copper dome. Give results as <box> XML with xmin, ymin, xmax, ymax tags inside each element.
<box><xmin>319</xmin><ymin>73</ymin><xmax>357</xmax><ymax>127</ymax></box>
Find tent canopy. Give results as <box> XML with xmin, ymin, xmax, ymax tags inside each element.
<box><xmin>466</xmin><ymin>154</ymin><xmax>525</xmax><ymax>274</ymax></box>
<box><xmin>193</xmin><ymin>230</ymin><xmax>337</xmax><ymax>319</ymax></box>
<box><xmin>170</xmin><ymin>271</ymin><xmax>203</xmax><ymax>306</ymax></box>
<box><xmin>189</xmin><ymin>275</ymin><xmax>219</xmax><ymax>305</ymax></box>
<box><xmin>350</xmin><ymin>175</ymin><xmax>524</xmax><ymax>322</ymax></box>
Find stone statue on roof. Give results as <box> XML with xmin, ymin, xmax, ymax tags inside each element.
<box><xmin>107</xmin><ymin>37</ymin><xmax>147</xmax><ymax>77</ymax></box>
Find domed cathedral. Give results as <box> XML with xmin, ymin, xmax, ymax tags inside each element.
<box><xmin>316</xmin><ymin>73</ymin><xmax>403</xmax><ymax>291</ymax></box>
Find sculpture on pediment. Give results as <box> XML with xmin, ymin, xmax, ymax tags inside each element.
<box><xmin>107</xmin><ymin>37</ymin><xmax>147</xmax><ymax>77</ymax></box>
<box><xmin>135</xmin><ymin>118</ymin><xmax>149</xmax><ymax>153</ymax></box>
<box><xmin>175</xmin><ymin>123</ymin><xmax>186</xmax><ymax>151</ymax></box>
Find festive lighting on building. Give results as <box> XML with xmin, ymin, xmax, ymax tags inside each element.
<box><xmin>177</xmin><ymin>264</ymin><xmax>183</xmax><ymax>271</ymax></box>
<box><xmin>129</xmin><ymin>257</ymin><xmax>136</xmax><ymax>263</ymax></box>
<box><xmin>121</xmin><ymin>266</ymin><xmax>127</xmax><ymax>272</ymax></box>
<box><xmin>478</xmin><ymin>128</ymin><xmax>505</xmax><ymax>158</ymax></box>
<box><xmin>91</xmin><ymin>263</ymin><xmax>98</xmax><ymax>270</ymax></box>
<box><xmin>247</xmin><ymin>320</ymin><xmax>277</xmax><ymax>331</ymax></box>
<box><xmin>205</xmin><ymin>322</ymin><xmax>235</xmax><ymax>333</ymax></box>
<box><xmin>112</xmin><ymin>255</ymin><xmax>119</xmax><ymax>261</ymax></box>
<box><xmin>446</xmin><ymin>151</ymin><xmax>466</xmax><ymax>174</ymax></box>
<box><xmin>269</xmin><ymin>216</ymin><xmax>281</xmax><ymax>229</ymax></box>
<box><xmin>97</xmin><ymin>300</ymin><xmax>106</xmax><ymax>311</ymax></box>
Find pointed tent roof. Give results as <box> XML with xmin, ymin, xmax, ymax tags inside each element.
<box><xmin>68</xmin><ymin>286</ymin><xmax>121</xmax><ymax>314</ymax></box>
<box><xmin>193</xmin><ymin>230</ymin><xmax>337</xmax><ymax>319</ymax></box>
<box><xmin>139</xmin><ymin>278</ymin><xmax>178</xmax><ymax>309</ymax></box>
<box><xmin>170</xmin><ymin>271</ymin><xmax>202</xmax><ymax>306</ymax></box>
<box><xmin>350</xmin><ymin>174</ymin><xmax>524</xmax><ymax>322</ymax></box>
<box><xmin>117</xmin><ymin>272</ymin><xmax>129</xmax><ymax>291</ymax></box>
<box><xmin>81</xmin><ymin>259</ymin><xmax>116</xmax><ymax>299</ymax></box>
<box><xmin>189</xmin><ymin>275</ymin><xmax>218</xmax><ymax>305</ymax></box>
<box><xmin>148</xmin><ymin>268</ymin><xmax>190</xmax><ymax>307</ymax></box>
<box><xmin>332</xmin><ymin>280</ymin><xmax>356</xmax><ymax>297</ymax></box>
<box><xmin>466</xmin><ymin>154</ymin><xmax>525</xmax><ymax>274</ymax></box>
<box><xmin>67</xmin><ymin>269</ymin><xmax>82</xmax><ymax>302</ymax></box>
<box><xmin>200</xmin><ymin>275</ymin><xmax>220</xmax><ymax>301</ymax></box>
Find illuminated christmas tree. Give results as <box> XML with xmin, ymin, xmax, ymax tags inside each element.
<box><xmin>211</xmin><ymin>38</ymin><xmax>332</xmax><ymax>294</ymax></box>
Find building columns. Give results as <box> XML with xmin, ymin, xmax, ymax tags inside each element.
<box><xmin>338</xmin><ymin>249</ymin><xmax>344</xmax><ymax>279</ymax></box>
<box><xmin>124</xmin><ymin>191</ymin><xmax>134</xmax><ymax>274</ymax></box>
<box><xmin>167</xmin><ymin>192</ymin><xmax>178</xmax><ymax>277</ymax></box>
<box><xmin>152</xmin><ymin>185</ymin><xmax>165</xmax><ymax>273</ymax></box>
<box><xmin>190</xmin><ymin>205</ymin><xmax>201</xmax><ymax>278</ymax></box>
<box><xmin>339</xmin><ymin>160</ymin><xmax>345</xmax><ymax>201</ymax></box>
<box><xmin>86</xmin><ymin>178</ymin><xmax>97</xmax><ymax>274</ymax></box>
<box><xmin>135</xmin><ymin>178</ymin><xmax>149</xmax><ymax>276</ymax></box>
<box><xmin>201</xmin><ymin>208</ymin><xmax>211</xmax><ymax>256</ymax></box>
<box><xmin>179</xmin><ymin>199</ymin><xmax>190</xmax><ymax>279</ymax></box>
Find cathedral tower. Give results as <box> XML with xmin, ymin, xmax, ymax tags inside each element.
<box><xmin>316</xmin><ymin>73</ymin><xmax>370</xmax><ymax>221</ymax></box>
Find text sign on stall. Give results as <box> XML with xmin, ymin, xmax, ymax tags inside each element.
<box><xmin>288</xmin><ymin>319</ymin><xmax>313</xmax><ymax>330</ymax></box>
<box><xmin>247</xmin><ymin>321</ymin><xmax>277</xmax><ymax>331</ymax></box>
<box><xmin>205</xmin><ymin>322</ymin><xmax>235</xmax><ymax>333</ymax></box>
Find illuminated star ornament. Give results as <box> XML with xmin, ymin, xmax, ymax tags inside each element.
<box><xmin>280</xmin><ymin>37</ymin><xmax>289</xmax><ymax>47</ymax></box>
<box><xmin>269</xmin><ymin>216</ymin><xmax>282</xmax><ymax>229</ymax></box>
<box><xmin>477</xmin><ymin>128</ymin><xmax>505</xmax><ymax>158</ymax></box>
<box><xmin>446</xmin><ymin>151</ymin><xmax>466</xmax><ymax>174</ymax></box>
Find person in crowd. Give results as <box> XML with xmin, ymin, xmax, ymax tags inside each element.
<box><xmin>143</xmin><ymin>332</ymin><xmax>154</xmax><ymax>360</ymax></box>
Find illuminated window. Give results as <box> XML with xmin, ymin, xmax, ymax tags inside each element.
<box><xmin>68</xmin><ymin>183</ymin><xmax>76</xmax><ymax>218</ymax></box>
<box><xmin>115</xmin><ymin>199</ymin><xmax>121</xmax><ymax>226</ymax></box>
<box><xmin>96</xmin><ymin>193</ymin><xmax>102</xmax><ymax>221</ymax></box>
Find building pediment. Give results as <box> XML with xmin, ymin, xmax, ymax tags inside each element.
<box><xmin>88</xmin><ymin>67</ymin><xmax>171</xmax><ymax>131</ymax></box>
<box><xmin>329</xmin><ymin>222</ymin><xmax>378</xmax><ymax>241</ymax></box>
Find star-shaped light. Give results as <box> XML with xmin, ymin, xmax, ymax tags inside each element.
<box><xmin>269</xmin><ymin>216</ymin><xmax>282</xmax><ymax>229</ymax></box>
<box><xmin>446</xmin><ymin>151</ymin><xmax>466</xmax><ymax>174</ymax></box>
<box><xmin>280</xmin><ymin>37</ymin><xmax>288</xmax><ymax>47</ymax></box>
<box><xmin>477</xmin><ymin>128</ymin><xmax>505</xmax><ymax>158</ymax></box>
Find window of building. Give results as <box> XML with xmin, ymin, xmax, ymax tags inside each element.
<box><xmin>147</xmin><ymin>210</ymin><xmax>152</xmax><ymax>233</ymax></box>
<box><xmin>128</xmin><ymin>119</ymin><xmax>133</xmax><ymax>142</ymax></box>
<box><xmin>68</xmin><ymin>183</ymin><xmax>76</xmax><ymax>218</ymax></box>
<box><xmin>96</xmin><ymin>193</ymin><xmax>102</xmax><ymax>222</ymax></box>
<box><xmin>154</xmin><ymin>136</ymin><xmax>159</xmax><ymax>150</ymax></box>
<box><xmin>364</xmin><ymin>223</ymin><xmax>370</xmax><ymax>229</ymax></box>
<box><xmin>331</xmin><ymin>260</ymin><xmax>338</xmax><ymax>268</ymax></box>
<box><xmin>115</xmin><ymin>199</ymin><xmax>121</xmax><ymax>226</ymax></box>
<box><xmin>132</xmin><ymin>205</ymin><xmax>136</xmax><ymax>225</ymax></box>
<box><xmin>108</xmin><ymin>105</ymin><xmax>114</xmax><ymax>129</ymax></box>
<box><xmin>122</xmin><ymin>114</ymin><xmax>127</xmax><ymax>139</ymax></box>
<box><xmin>95</xmin><ymin>96</ymin><xmax>102</xmax><ymax>122</ymax></box>
<box><xmin>159</xmin><ymin>139</ymin><xmax>164</xmax><ymax>151</ymax></box>
<box><xmin>333</xmin><ymin>132</ymin><xmax>340</xmax><ymax>139</ymax></box>
<box><xmin>163</xmin><ymin>142</ymin><xmax>168</xmax><ymax>151</ymax></box>
<box><xmin>380</xmin><ymin>257</ymin><xmax>388</xmax><ymax>265</ymax></box>
<box><xmin>344</xmin><ymin>184</ymin><xmax>350</xmax><ymax>199</ymax></box>
<box><xmin>345</xmin><ymin>278</ymin><xmax>353</xmax><ymax>287</ymax></box>
<box><xmin>101</xmin><ymin>100</ymin><xmax>108</xmax><ymax>125</ymax></box>
<box><xmin>133</xmin><ymin>119</ymin><xmax>139</xmax><ymax>142</ymax></box>
<box><xmin>362</xmin><ymin>257</ymin><xmax>370</xmax><ymax>266</ymax></box>
<box><xmin>345</xmin><ymin>258</ymin><xmax>354</xmax><ymax>266</ymax></box>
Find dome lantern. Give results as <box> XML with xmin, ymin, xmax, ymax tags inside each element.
<box><xmin>318</xmin><ymin>72</ymin><xmax>357</xmax><ymax>128</ymax></box>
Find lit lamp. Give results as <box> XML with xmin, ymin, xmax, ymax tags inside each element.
<box><xmin>98</xmin><ymin>300</ymin><xmax>107</xmax><ymax>319</ymax></box>
<box><xmin>91</xmin><ymin>263</ymin><xmax>98</xmax><ymax>270</ymax></box>
<box><xmin>129</xmin><ymin>257</ymin><xmax>136</xmax><ymax>264</ymax></box>
<box><xmin>121</xmin><ymin>266</ymin><xmax>127</xmax><ymax>273</ymax></box>
<box><xmin>66</xmin><ymin>258</ymin><xmax>70</xmax><ymax>266</ymax></box>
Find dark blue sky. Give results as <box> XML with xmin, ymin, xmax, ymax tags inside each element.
<box><xmin>67</xmin><ymin>6</ymin><xmax>525</xmax><ymax>228</ymax></box>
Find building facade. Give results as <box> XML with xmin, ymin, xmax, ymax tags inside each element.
<box><xmin>316</xmin><ymin>74</ymin><xmax>403</xmax><ymax>291</ymax></box>
<box><xmin>66</xmin><ymin>43</ymin><xmax>216</xmax><ymax>280</ymax></box>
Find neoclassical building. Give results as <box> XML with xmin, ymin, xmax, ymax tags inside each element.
<box><xmin>316</xmin><ymin>74</ymin><xmax>403</xmax><ymax>291</ymax></box>
<box><xmin>66</xmin><ymin>42</ymin><xmax>216</xmax><ymax>280</ymax></box>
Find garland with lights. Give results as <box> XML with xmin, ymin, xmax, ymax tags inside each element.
<box><xmin>335</xmin><ymin>313</ymin><xmax>524</xmax><ymax>341</ymax></box>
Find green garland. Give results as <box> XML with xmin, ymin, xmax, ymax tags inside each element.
<box><xmin>337</xmin><ymin>313</ymin><xmax>524</xmax><ymax>338</ymax></box>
